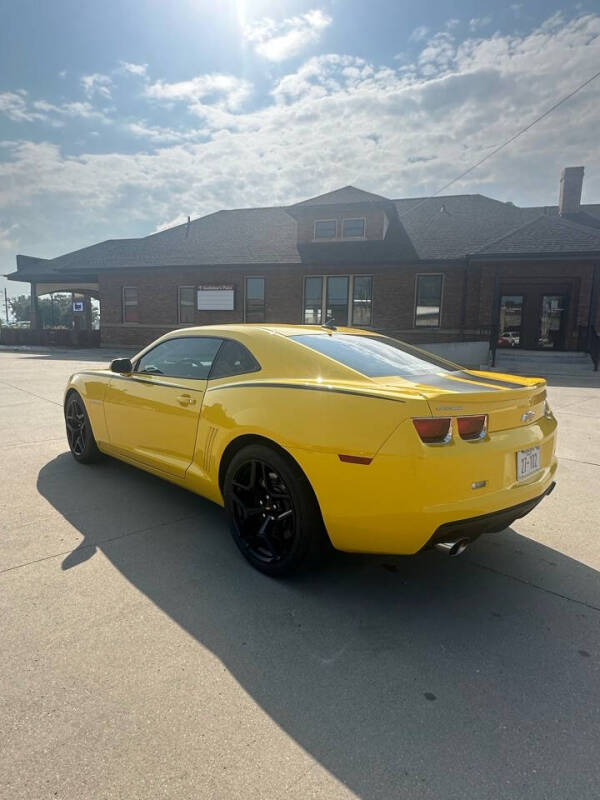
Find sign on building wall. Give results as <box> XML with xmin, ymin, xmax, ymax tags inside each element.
<box><xmin>197</xmin><ymin>285</ymin><xmax>235</xmax><ymax>311</ymax></box>
<box><xmin>72</xmin><ymin>301</ymin><xmax>84</xmax><ymax>312</ymax></box>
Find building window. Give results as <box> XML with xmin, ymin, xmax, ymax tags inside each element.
<box><xmin>415</xmin><ymin>274</ymin><xmax>443</xmax><ymax>328</ymax></box>
<box><xmin>303</xmin><ymin>275</ymin><xmax>373</xmax><ymax>327</ymax></box>
<box><xmin>325</xmin><ymin>276</ymin><xmax>349</xmax><ymax>326</ymax></box>
<box><xmin>178</xmin><ymin>286</ymin><xmax>195</xmax><ymax>324</ymax></box>
<box><xmin>304</xmin><ymin>276</ymin><xmax>324</xmax><ymax>324</ymax></box>
<box><xmin>122</xmin><ymin>286</ymin><xmax>138</xmax><ymax>323</ymax></box>
<box><xmin>314</xmin><ymin>220</ymin><xmax>337</xmax><ymax>240</ymax></box>
<box><xmin>352</xmin><ymin>276</ymin><xmax>373</xmax><ymax>325</ymax></box>
<box><xmin>245</xmin><ymin>277</ymin><xmax>265</xmax><ymax>322</ymax></box>
<box><xmin>342</xmin><ymin>218</ymin><xmax>365</xmax><ymax>239</ymax></box>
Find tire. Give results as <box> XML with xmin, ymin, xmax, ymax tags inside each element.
<box><xmin>223</xmin><ymin>443</ymin><xmax>329</xmax><ymax>577</ymax></box>
<box><xmin>64</xmin><ymin>391</ymin><xmax>102</xmax><ymax>464</ymax></box>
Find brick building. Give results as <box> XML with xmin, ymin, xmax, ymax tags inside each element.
<box><xmin>6</xmin><ymin>167</ymin><xmax>600</xmax><ymax>362</ymax></box>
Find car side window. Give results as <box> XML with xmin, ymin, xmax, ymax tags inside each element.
<box><xmin>209</xmin><ymin>339</ymin><xmax>261</xmax><ymax>379</ymax></box>
<box><xmin>136</xmin><ymin>337</ymin><xmax>222</xmax><ymax>380</ymax></box>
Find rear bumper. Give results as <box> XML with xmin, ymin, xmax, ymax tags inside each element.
<box><xmin>424</xmin><ymin>481</ymin><xmax>556</xmax><ymax>549</ymax></box>
<box><xmin>292</xmin><ymin>414</ymin><xmax>558</xmax><ymax>555</ymax></box>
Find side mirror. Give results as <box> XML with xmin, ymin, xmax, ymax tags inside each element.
<box><xmin>110</xmin><ymin>357</ymin><xmax>133</xmax><ymax>374</ymax></box>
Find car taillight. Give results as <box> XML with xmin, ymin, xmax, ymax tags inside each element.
<box><xmin>457</xmin><ymin>414</ymin><xmax>487</xmax><ymax>440</ymax></box>
<box><xmin>412</xmin><ymin>417</ymin><xmax>451</xmax><ymax>444</ymax></box>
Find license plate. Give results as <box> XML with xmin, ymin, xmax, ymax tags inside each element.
<box><xmin>516</xmin><ymin>446</ymin><xmax>541</xmax><ymax>480</ymax></box>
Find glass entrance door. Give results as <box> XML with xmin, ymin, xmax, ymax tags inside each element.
<box><xmin>538</xmin><ymin>295</ymin><xmax>567</xmax><ymax>350</ymax></box>
<box><xmin>498</xmin><ymin>295</ymin><xmax>523</xmax><ymax>348</ymax></box>
<box><xmin>498</xmin><ymin>284</ymin><xmax>571</xmax><ymax>350</ymax></box>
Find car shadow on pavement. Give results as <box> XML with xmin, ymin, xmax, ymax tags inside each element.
<box><xmin>37</xmin><ymin>453</ymin><xmax>600</xmax><ymax>800</ymax></box>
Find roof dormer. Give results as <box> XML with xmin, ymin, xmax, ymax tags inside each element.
<box><xmin>287</xmin><ymin>186</ymin><xmax>392</xmax><ymax>246</ymax></box>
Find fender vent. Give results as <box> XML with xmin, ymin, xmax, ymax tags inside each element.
<box><xmin>203</xmin><ymin>426</ymin><xmax>218</xmax><ymax>474</ymax></box>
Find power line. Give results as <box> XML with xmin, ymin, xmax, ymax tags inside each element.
<box><xmin>398</xmin><ymin>67</ymin><xmax>600</xmax><ymax>220</ymax></box>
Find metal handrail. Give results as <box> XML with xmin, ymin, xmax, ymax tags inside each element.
<box><xmin>489</xmin><ymin>324</ymin><xmax>499</xmax><ymax>368</ymax></box>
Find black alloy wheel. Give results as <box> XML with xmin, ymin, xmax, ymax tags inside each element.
<box><xmin>65</xmin><ymin>392</ymin><xmax>101</xmax><ymax>463</ymax></box>
<box><xmin>224</xmin><ymin>443</ymin><xmax>329</xmax><ymax>576</ymax></box>
<box><xmin>230</xmin><ymin>458</ymin><xmax>296</xmax><ymax>565</ymax></box>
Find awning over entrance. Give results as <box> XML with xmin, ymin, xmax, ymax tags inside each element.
<box><xmin>35</xmin><ymin>282</ymin><xmax>99</xmax><ymax>296</ymax></box>
<box><xmin>1</xmin><ymin>273</ymin><xmax>101</xmax><ymax>346</ymax></box>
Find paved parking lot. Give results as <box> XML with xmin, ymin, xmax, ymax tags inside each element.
<box><xmin>1</xmin><ymin>347</ymin><xmax>599</xmax><ymax>800</ymax></box>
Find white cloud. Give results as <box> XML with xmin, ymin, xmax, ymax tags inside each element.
<box><xmin>81</xmin><ymin>72</ymin><xmax>113</xmax><ymax>99</ymax></box>
<box><xmin>145</xmin><ymin>73</ymin><xmax>252</xmax><ymax>117</ymax></box>
<box><xmin>418</xmin><ymin>31</ymin><xmax>457</xmax><ymax>75</ymax></box>
<box><xmin>243</xmin><ymin>9</ymin><xmax>332</xmax><ymax>62</ymax></box>
<box><xmin>32</xmin><ymin>99</ymin><xmax>108</xmax><ymax>121</ymax></box>
<box><xmin>540</xmin><ymin>11</ymin><xmax>566</xmax><ymax>32</ymax></box>
<box><xmin>0</xmin><ymin>91</ymin><xmax>47</xmax><ymax>122</ymax></box>
<box><xmin>153</xmin><ymin>213</ymin><xmax>191</xmax><ymax>232</ymax></box>
<box><xmin>0</xmin><ymin>223</ymin><xmax>19</xmax><ymax>253</ymax></box>
<box><xmin>119</xmin><ymin>61</ymin><xmax>148</xmax><ymax>76</ymax></box>
<box><xmin>1</xmin><ymin>12</ymin><xmax>600</xmax><ymax>271</ymax></box>
<box><xmin>125</xmin><ymin>121</ymin><xmax>209</xmax><ymax>143</ymax></box>
<box><xmin>410</xmin><ymin>25</ymin><xmax>430</xmax><ymax>42</ymax></box>
<box><xmin>469</xmin><ymin>17</ymin><xmax>492</xmax><ymax>32</ymax></box>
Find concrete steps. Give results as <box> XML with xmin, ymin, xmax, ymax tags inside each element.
<box><xmin>492</xmin><ymin>349</ymin><xmax>595</xmax><ymax>376</ymax></box>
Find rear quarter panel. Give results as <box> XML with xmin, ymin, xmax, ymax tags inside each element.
<box><xmin>186</xmin><ymin>382</ymin><xmax>430</xmax><ymax>506</ymax></box>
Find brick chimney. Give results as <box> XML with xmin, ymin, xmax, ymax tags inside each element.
<box><xmin>559</xmin><ymin>166</ymin><xmax>584</xmax><ymax>215</ymax></box>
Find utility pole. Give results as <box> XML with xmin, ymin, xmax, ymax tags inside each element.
<box><xmin>4</xmin><ymin>288</ymin><xmax>9</xmax><ymax>325</ymax></box>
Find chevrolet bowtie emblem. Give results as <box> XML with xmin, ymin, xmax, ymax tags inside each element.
<box><xmin>521</xmin><ymin>410</ymin><xmax>535</xmax><ymax>422</ymax></box>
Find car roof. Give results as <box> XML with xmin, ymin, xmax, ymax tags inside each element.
<box><xmin>165</xmin><ymin>324</ymin><xmax>372</xmax><ymax>338</ymax></box>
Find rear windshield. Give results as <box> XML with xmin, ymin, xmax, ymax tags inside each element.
<box><xmin>291</xmin><ymin>333</ymin><xmax>456</xmax><ymax>378</ymax></box>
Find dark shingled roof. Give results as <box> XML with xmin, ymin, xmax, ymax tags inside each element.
<box><xmin>393</xmin><ymin>194</ymin><xmax>527</xmax><ymax>259</ymax></box>
<box><xmin>292</xmin><ymin>186</ymin><xmax>387</xmax><ymax>206</ymax></box>
<box><xmin>475</xmin><ymin>214</ymin><xmax>600</xmax><ymax>256</ymax></box>
<box><xmin>9</xmin><ymin>187</ymin><xmax>600</xmax><ymax>281</ymax></box>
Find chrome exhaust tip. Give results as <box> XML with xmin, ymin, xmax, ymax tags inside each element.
<box><xmin>434</xmin><ymin>538</ymin><xmax>470</xmax><ymax>557</ymax></box>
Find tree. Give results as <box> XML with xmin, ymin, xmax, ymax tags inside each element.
<box><xmin>7</xmin><ymin>292</ymin><xmax>100</xmax><ymax>328</ymax></box>
<box><xmin>8</xmin><ymin>294</ymin><xmax>30</xmax><ymax>322</ymax></box>
<box><xmin>39</xmin><ymin>294</ymin><xmax>74</xmax><ymax>327</ymax></box>
<box><xmin>9</xmin><ymin>292</ymin><xmax>77</xmax><ymax>327</ymax></box>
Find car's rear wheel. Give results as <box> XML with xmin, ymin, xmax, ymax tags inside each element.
<box><xmin>65</xmin><ymin>391</ymin><xmax>101</xmax><ymax>464</ymax></box>
<box><xmin>223</xmin><ymin>443</ymin><xmax>328</xmax><ymax>576</ymax></box>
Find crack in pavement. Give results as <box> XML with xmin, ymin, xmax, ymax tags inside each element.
<box><xmin>558</xmin><ymin>456</ymin><xmax>600</xmax><ymax>468</ymax></box>
<box><xmin>0</xmin><ymin>378</ymin><xmax>62</xmax><ymax>407</ymax></box>
<box><xmin>4</xmin><ymin>437</ymin><xmax>66</xmax><ymax>449</ymax></box>
<box><xmin>467</xmin><ymin>558</ymin><xmax>600</xmax><ymax>613</ymax></box>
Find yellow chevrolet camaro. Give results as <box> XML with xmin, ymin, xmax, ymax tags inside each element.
<box><xmin>64</xmin><ymin>324</ymin><xmax>557</xmax><ymax>576</ymax></box>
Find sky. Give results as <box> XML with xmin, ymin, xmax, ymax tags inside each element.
<box><xmin>1</xmin><ymin>0</ymin><xmax>600</xmax><ymax>300</ymax></box>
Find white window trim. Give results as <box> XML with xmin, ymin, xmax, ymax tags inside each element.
<box><xmin>122</xmin><ymin>286</ymin><xmax>138</xmax><ymax>324</ymax></box>
<box><xmin>313</xmin><ymin>219</ymin><xmax>338</xmax><ymax>241</ymax></box>
<box><xmin>178</xmin><ymin>285</ymin><xmax>196</xmax><ymax>324</ymax></box>
<box><xmin>302</xmin><ymin>274</ymin><xmax>373</xmax><ymax>327</ymax></box>
<box><xmin>244</xmin><ymin>276</ymin><xmax>266</xmax><ymax>323</ymax></box>
<box><xmin>342</xmin><ymin>217</ymin><xmax>366</xmax><ymax>240</ymax></box>
<box><xmin>414</xmin><ymin>272</ymin><xmax>444</xmax><ymax>329</ymax></box>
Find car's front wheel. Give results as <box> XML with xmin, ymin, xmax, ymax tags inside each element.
<box><xmin>65</xmin><ymin>391</ymin><xmax>101</xmax><ymax>464</ymax></box>
<box><xmin>223</xmin><ymin>443</ymin><xmax>329</xmax><ymax>576</ymax></box>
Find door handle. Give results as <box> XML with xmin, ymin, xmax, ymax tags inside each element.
<box><xmin>177</xmin><ymin>394</ymin><xmax>196</xmax><ymax>406</ymax></box>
